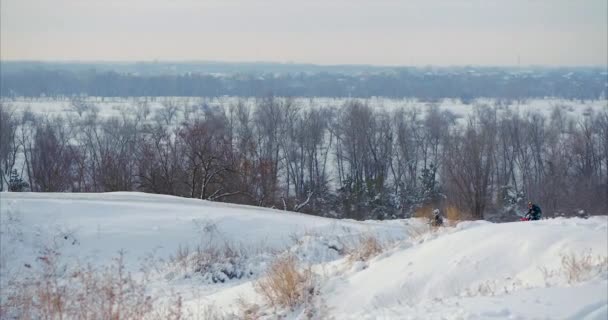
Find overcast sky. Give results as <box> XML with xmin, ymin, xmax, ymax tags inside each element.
<box><xmin>1</xmin><ymin>0</ymin><xmax>606</xmax><ymax>66</ymax></box>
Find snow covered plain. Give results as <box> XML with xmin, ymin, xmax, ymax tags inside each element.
<box><xmin>2</xmin><ymin>96</ymin><xmax>606</xmax><ymax>121</ymax></box>
<box><xmin>1</xmin><ymin>192</ymin><xmax>607</xmax><ymax>319</ymax></box>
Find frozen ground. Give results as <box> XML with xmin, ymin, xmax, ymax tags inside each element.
<box><xmin>2</xmin><ymin>96</ymin><xmax>606</xmax><ymax>121</ymax></box>
<box><xmin>1</xmin><ymin>192</ymin><xmax>606</xmax><ymax>319</ymax></box>
<box><xmin>0</xmin><ymin>192</ymin><xmax>406</xmax><ymax>272</ymax></box>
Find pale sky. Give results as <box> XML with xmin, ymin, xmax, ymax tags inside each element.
<box><xmin>1</xmin><ymin>0</ymin><xmax>606</xmax><ymax>66</ymax></box>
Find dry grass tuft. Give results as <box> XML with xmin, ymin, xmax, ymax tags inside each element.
<box><xmin>1</xmin><ymin>249</ymin><xmax>154</xmax><ymax>320</ymax></box>
<box><xmin>413</xmin><ymin>205</ymin><xmax>433</xmax><ymax>219</ymax></box>
<box><xmin>188</xmin><ymin>303</ymin><xmax>234</xmax><ymax>320</ymax></box>
<box><xmin>538</xmin><ymin>250</ymin><xmax>608</xmax><ymax>286</ymax></box>
<box><xmin>560</xmin><ymin>252</ymin><xmax>608</xmax><ymax>284</ymax></box>
<box><xmin>254</xmin><ymin>255</ymin><xmax>315</xmax><ymax>310</ymax></box>
<box><xmin>346</xmin><ymin>233</ymin><xmax>384</xmax><ymax>263</ymax></box>
<box><xmin>235</xmin><ymin>297</ymin><xmax>263</xmax><ymax>320</ymax></box>
<box><xmin>445</xmin><ymin>206</ymin><xmax>462</xmax><ymax>226</ymax></box>
<box><xmin>407</xmin><ymin>223</ymin><xmax>433</xmax><ymax>240</ymax></box>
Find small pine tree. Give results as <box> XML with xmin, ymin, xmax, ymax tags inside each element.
<box><xmin>8</xmin><ymin>169</ymin><xmax>29</xmax><ymax>192</ymax></box>
<box><xmin>500</xmin><ymin>186</ymin><xmax>523</xmax><ymax>213</ymax></box>
<box><xmin>493</xmin><ymin>185</ymin><xmax>524</xmax><ymax>221</ymax></box>
<box><xmin>418</xmin><ymin>164</ymin><xmax>441</xmax><ymax>205</ymax></box>
<box><xmin>335</xmin><ymin>176</ymin><xmax>397</xmax><ymax>220</ymax></box>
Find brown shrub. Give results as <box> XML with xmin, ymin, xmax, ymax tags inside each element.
<box><xmin>346</xmin><ymin>233</ymin><xmax>384</xmax><ymax>262</ymax></box>
<box><xmin>445</xmin><ymin>205</ymin><xmax>462</xmax><ymax>226</ymax></box>
<box><xmin>1</xmin><ymin>249</ymin><xmax>154</xmax><ymax>320</ymax></box>
<box><xmin>414</xmin><ymin>205</ymin><xmax>433</xmax><ymax>219</ymax></box>
<box><xmin>254</xmin><ymin>255</ymin><xmax>315</xmax><ymax>310</ymax></box>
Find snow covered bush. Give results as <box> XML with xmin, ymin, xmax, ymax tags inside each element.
<box><xmin>287</xmin><ymin>233</ymin><xmax>344</xmax><ymax>264</ymax></box>
<box><xmin>193</xmin><ymin>244</ymin><xmax>250</xmax><ymax>283</ymax></box>
<box><xmin>499</xmin><ymin>185</ymin><xmax>524</xmax><ymax>215</ymax></box>
<box><xmin>7</xmin><ymin>169</ymin><xmax>29</xmax><ymax>192</ymax></box>
<box><xmin>168</xmin><ymin>242</ymin><xmax>253</xmax><ymax>284</ymax></box>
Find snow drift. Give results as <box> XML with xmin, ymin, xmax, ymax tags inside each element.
<box><xmin>1</xmin><ymin>192</ymin><xmax>606</xmax><ymax>319</ymax></box>
<box><xmin>323</xmin><ymin>218</ymin><xmax>607</xmax><ymax>319</ymax></box>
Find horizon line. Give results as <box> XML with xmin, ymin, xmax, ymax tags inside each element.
<box><xmin>1</xmin><ymin>59</ymin><xmax>607</xmax><ymax>69</ymax></box>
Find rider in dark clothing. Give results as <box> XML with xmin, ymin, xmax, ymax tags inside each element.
<box><xmin>432</xmin><ymin>209</ymin><xmax>443</xmax><ymax>227</ymax></box>
<box><xmin>525</xmin><ymin>202</ymin><xmax>542</xmax><ymax>220</ymax></box>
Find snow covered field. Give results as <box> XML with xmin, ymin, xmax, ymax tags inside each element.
<box><xmin>1</xmin><ymin>192</ymin><xmax>607</xmax><ymax>319</ymax></box>
<box><xmin>2</xmin><ymin>96</ymin><xmax>606</xmax><ymax>121</ymax></box>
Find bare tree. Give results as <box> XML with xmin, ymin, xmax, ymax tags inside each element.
<box><xmin>157</xmin><ymin>99</ymin><xmax>180</xmax><ymax>125</ymax></box>
<box><xmin>138</xmin><ymin>122</ymin><xmax>185</xmax><ymax>195</ymax></box>
<box><xmin>3</xmin><ymin>97</ymin><xmax>605</xmax><ymax>218</ymax></box>
<box><xmin>179</xmin><ymin>109</ymin><xmax>232</xmax><ymax>199</ymax></box>
<box><xmin>251</xmin><ymin>96</ymin><xmax>288</xmax><ymax>206</ymax></box>
<box><xmin>597</xmin><ymin>110</ymin><xmax>608</xmax><ymax>211</ymax></box>
<box><xmin>29</xmin><ymin>118</ymin><xmax>76</xmax><ymax>192</ymax></box>
<box><xmin>0</xmin><ymin>104</ymin><xmax>20</xmax><ymax>190</ymax></box>
<box><xmin>444</xmin><ymin>107</ymin><xmax>496</xmax><ymax>219</ymax></box>
<box><xmin>280</xmin><ymin>106</ymin><xmax>333</xmax><ymax>213</ymax></box>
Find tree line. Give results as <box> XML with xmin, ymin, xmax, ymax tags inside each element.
<box><xmin>1</xmin><ymin>98</ymin><xmax>606</xmax><ymax>220</ymax></box>
<box><xmin>2</xmin><ymin>67</ymin><xmax>606</xmax><ymax>100</ymax></box>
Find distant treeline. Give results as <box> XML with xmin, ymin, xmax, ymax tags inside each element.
<box><xmin>1</xmin><ymin>98</ymin><xmax>607</xmax><ymax>220</ymax></box>
<box><xmin>1</xmin><ymin>63</ymin><xmax>606</xmax><ymax>100</ymax></box>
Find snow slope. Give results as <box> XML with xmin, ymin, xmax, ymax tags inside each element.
<box><xmin>0</xmin><ymin>192</ymin><xmax>406</xmax><ymax>273</ymax></box>
<box><xmin>323</xmin><ymin>219</ymin><xmax>608</xmax><ymax>319</ymax></box>
<box><xmin>1</xmin><ymin>192</ymin><xmax>606</xmax><ymax>319</ymax></box>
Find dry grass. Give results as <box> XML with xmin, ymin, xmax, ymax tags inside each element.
<box><xmin>181</xmin><ymin>302</ymin><xmax>235</xmax><ymax>320</ymax></box>
<box><xmin>560</xmin><ymin>252</ymin><xmax>608</xmax><ymax>284</ymax></box>
<box><xmin>1</xmin><ymin>248</ymin><xmax>205</xmax><ymax>320</ymax></box>
<box><xmin>445</xmin><ymin>206</ymin><xmax>462</xmax><ymax>226</ymax></box>
<box><xmin>407</xmin><ymin>223</ymin><xmax>433</xmax><ymax>240</ymax></box>
<box><xmin>235</xmin><ymin>297</ymin><xmax>263</xmax><ymax>320</ymax></box>
<box><xmin>254</xmin><ymin>255</ymin><xmax>315</xmax><ymax>311</ymax></box>
<box><xmin>1</xmin><ymin>249</ymin><xmax>155</xmax><ymax>320</ymax></box>
<box><xmin>172</xmin><ymin>244</ymin><xmax>191</xmax><ymax>274</ymax></box>
<box><xmin>473</xmin><ymin>281</ymin><xmax>497</xmax><ymax>296</ymax></box>
<box><xmin>538</xmin><ymin>250</ymin><xmax>608</xmax><ymax>286</ymax></box>
<box><xmin>346</xmin><ymin>233</ymin><xmax>384</xmax><ymax>263</ymax></box>
<box><xmin>463</xmin><ymin>278</ymin><xmax>525</xmax><ymax>297</ymax></box>
<box><xmin>413</xmin><ymin>205</ymin><xmax>433</xmax><ymax>219</ymax></box>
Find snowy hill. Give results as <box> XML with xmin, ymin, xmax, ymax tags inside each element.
<box><xmin>323</xmin><ymin>219</ymin><xmax>607</xmax><ymax>319</ymax></box>
<box><xmin>1</xmin><ymin>192</ymin><xmax>606</xmax><ymax>319</ymax></box>
<box><xmin>0</xmin><ymin>192</ymin><xmax>406</xmax><ymax>271</ymax></box>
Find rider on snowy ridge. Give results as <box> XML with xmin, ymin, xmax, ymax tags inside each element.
<box><xmin>432</xmin><ymin>208</ymin><xmax>444</xmax><ymax>226</ymax></box>
<box><xmin>525</xmin><ymin>201</ymin><xmax>542</xmax><ymax>221</ymax></box>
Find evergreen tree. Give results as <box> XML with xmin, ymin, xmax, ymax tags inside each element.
<box><xmin>418</xmin><ymin>164</ymin><xmax>441</xmax><ymax>206</ymax></box>
<box><xmin>8</xmin><ymin>169</ymin><xmax>29</xmax><ymax>192</ymax></box>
